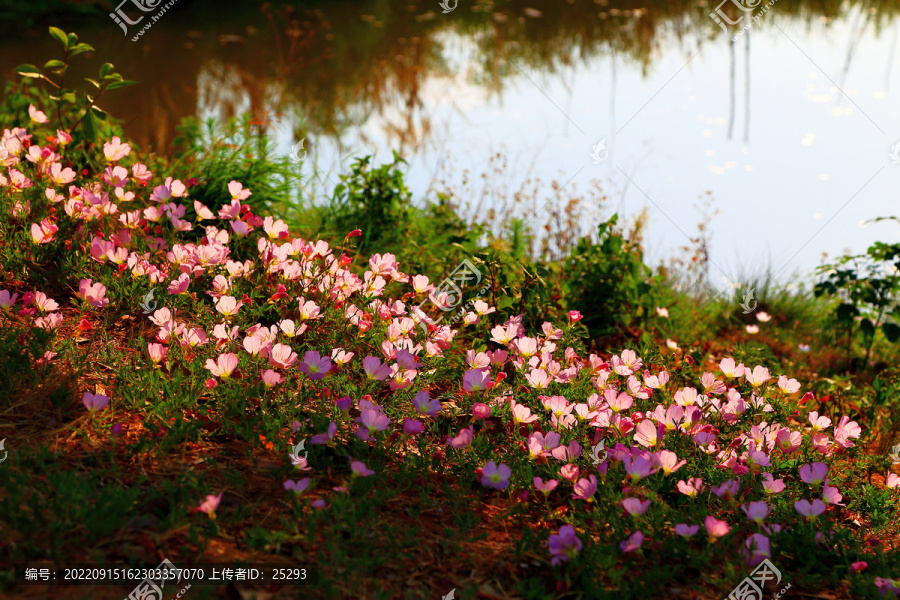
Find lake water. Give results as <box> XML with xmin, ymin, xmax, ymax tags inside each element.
<box><xmin>3</xmin><ymin>0</ymin><xmax>899</xmax><ymax>286</ymax></box>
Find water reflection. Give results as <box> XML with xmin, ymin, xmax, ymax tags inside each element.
<box><xmin>2</xmin><ymin>0</ymin><xmax>899</xmax><ymax>276</ymax></box>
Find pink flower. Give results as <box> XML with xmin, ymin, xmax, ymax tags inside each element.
<box><xmin>298</xmin><ymin>350</ymin><xmax>332</xmax><ymax>380</ymax></box>
<box><xmin>719</xmin><ymin>358</ymin><xmax>746</xmax><ymax>378</ymax></box>
<box><xmin>619</xmin><ymin>531</ymin><xmax>644</xmax><ymax>553</ymax></box>
<box><xmin>674</xmin><ymin>524</ymin><xmax>699</xmax><ymax>538</ymax></box>
<box><xmin>822</xmin><ymin>479</ymin><xmax>843</xmax><ymax>505</ymax></box>
<box><xmin>28</xmin><ymin>104</ymin><xmax>48</xmax><ymax>123</ymax></box>
<box><xmin>472</xmin><ymin>402</ymin><xmax>491</xmax><ymax>420</ymax></box>
<box><xmin>548</xmin><ymin>525</ymin><xmax>582</xmax><ymax>565</ymax></box>
<box><xmin>511</xmin><ymin>400</ymin><xmax>538</xmax><ymax>425</ymax></box>
<box><xmin>572</xmin><ymin>475</ymin><xmax>598</xmax><ymax>501</ymax></box>
<box><xmin>799</xmin><ymin>462</ymin><xmax>828</xmax><ymax>485</ymax></box>
<box><xmin>834</xmin><ymin>415</ymin><xmax>861</xmax><ymax>448</ymax></box>
<box><xmin>774</xmin><ymin>428</ymin><xmax>802</xmax><ymax>453</ymax></box>
<box><xmin>560</xmin><ymin>463</ymin><xmax>580</xmax><ymax>482</ymax></box>
<box><xmin>82</xmin><ymin>392</ymin><xmax>109</xmax><ymax>412</ymax></box>
<box><xmin>147</xmin><ymin>343</ymin><xmax>167</xmax><ymax>365</ymax></box>
<box><xmin>633</xmin><ymin>419</ymin><xmax>659</xmax><ymax>448</ymax></box>
<box><xmin>761</xmin><ymin>472</ymin><xmax>785</xmax><ymax>494</ymax></box>
<box><xmin>622</xmin><ymin>498</ymin><xmax>651</xmax><ymax>516</ymax></box>
<box><xmin>261</xmin><ymin>369</ymin><xmax>282</xmax><ymax>388</ymax></box>
<box><xmin>481</xmin><ymin>461</ymin><xmax>511</xmax><ymax>490</ymax></box>
<box><xmin>166</xmin><ymin>273</ymin><xmax>190</xmax><ymax>295</ymax></box>
<box><xmin>447</xmin><ymin>425</ymin><xmax>474</xmax><ymax>449</ymax></box>
<box><xmin>568</xmin><ymin>310</ymin><xmax>583</xmax><ymax>323</ymax></box>
<box><xmin>269</xmin><ymin>343</ymin><xmax>298</xmax><ymax>369</ymax></box>
<box><xmin>205</xmin><ymin>353</ymin><xmax>239</xmax><ymax>379</ymax></box>
<box><xmin>215</xmin><ymin>295</ymin><xmax>243</xmax><ymax>318</ymax></box>
<box><xmin>0</xmin><ymin>290</ymin><xmax>18</xmax><ymax>309</ymax></box>
<box><xmin>744</xmin><ymin>365</ymin><xmax>771</xmax><ymax>387</ymax></box>
<box><xmin>656</xmin><ymin>450</ymin><xmax>686</xmax><ymax>475</ymax></box>
<box><xmin>30</xmin><ymin>219</ymin><xmax>58</xmax><ymax>244</ymax></box>
<box><xmin>887</xmin><ymin>473</ymin><xmax>900</xmax><ymax>489</ymax></box>
<box><xmin>533</xmin><ymin>477</ymin><xmax>558</xmax><ymax>495</ymax></box>
<box><xmin>794</xmin><ymin>499</ymin><xmax>827</xmax><ymax>519</ymax></box>
<box><xmin>676</xmin><ymin>478</ymin><xmax>706</xmax><ymax>499</ymax></box>
<box><xmin>850</xmin><ymin>561</ymin><xmax>868</xmax><ymax>573</ymax></box>
<box><xmin>284</xmin><ymin>479</ymin><xmax>310</xmax><ymax>494</ymax></box>
<box><xmin>103</xmin><ymin>136</ymin><xmax>131</xmax><ymax>162</ymax></box>
<box><xmin>227</xmin><ymin>180</ymin><xmax>252</xmax><ymax>201</ymax></box>
<box><xmin>363</xmin><ymin>356</ymin><xmax>392</xmax><ymax>381</ymax></box>
<box><xmin>808</xmin><ymin>411</ymin><xmax>832</xmax><ymax>431</ymax></box>
<box><xmin>350</xmin><ymin>459</ymin><xmax>375</xmax><ymax>477</ymax></box>
<box><xmin>704</xmin><ymin>516</ymin><xmax>731</xmax><ymax>539</ymax></box>
<box><xmin>196</xmin><ymin>493</ymin><xmax>223</xmax><ymax>518</ymax></box>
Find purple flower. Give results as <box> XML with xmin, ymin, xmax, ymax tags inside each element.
<box><xmin>548</xmin><ymin>525</ymin><xmax>582</xmax><ymax>565</ymax></box>
<box><xmin>480</xmin><ymin>460</ymin><xmax>511</xmax><ymax>490</ymax></box>
<box><xmin>284</xmin><ymin>479</ymin><xmax>310</xmax><ymax>494</ymax></box>
<box><xmin>403</xmin><ymin>418</ymin><xmax>424</xmax><ymax>435</ymax></box>
<box><xmin>82</xmin><ymin>392</ymin><xmax>109</xmax><ymax>412</ymax></box>
<box><xmin>620</xmin><ymin>531</ymin><xmax>644</xmax><ymax>553</ymax></box>
<box><xmin>335</xmin><ymin>396</ymin><xmax>352</xmax><ymax>413</ymax></box>
<box><xmin>311</xmin><ymin>422</ymin><xmax>337</xmax><ymax>444</ymax></box>
<box><xmin>743</xmin><ymin>533</ymin><xmax>771</xmax><ymax>567</ymax></box>
<box><xmin>297</xmin><ymin>350</ymin><xmax>332</xmax><ymax>380</ymax></box>
<box><xmin>350</xmin><ymin>459</ymin><xmax>375</xmax><ymax>477</ymax></box>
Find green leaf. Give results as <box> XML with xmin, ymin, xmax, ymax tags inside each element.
<box><xmin>83</xmin><ymin>110</ymin><xmax>97</xmax><ymax>143</ymax></box>
<box><xmin>66</xmin><ymin>33</ymin><xmax>79</xmax><ymax>47</ymax></box>
<box><xmin>105</xmin><ymin>80</ymin><xmax>137</xmax><ymax>91</ymax></box>
<box><xmin>861</xmin><ymin>318</ymin><xmax>875</xmax><ymax>338</ymax></box>
<box><xmin>15</xmin><ymin>64</ymin><xmax>43</xmax><ymax>78</ymax></box>
<box><xmin>497</xmin><ymin>296</ymin><xmax>514</xmax><ymax>310</ymax></box>
<box><xmin>84</xmin><ymin>78</ymin><xmax>101</xmax><ymax>90</ymax></box>
<box><xmin>43</xmin><ymin>59</ymin><xmax>66</xmax><ymax>74</ymax></box>
<box><xmin>91</xmin><ymin>106</ymin><xmax>107</xmax><ymax>121</ymax></box>
<box><xmin>48</xmin><ymin>26</ymin><xmax>68</xmax><ymax>48</ymax></box>
<box><xmin>883</xmin><ymin>322</ymin><xmax>900</xmax><ymax>343</ymax></box>
<box><xmin>99</xmin><ymin>63</ymin><xmax>114</xmax><ymax>78</ymax></box>
<box><xmin>835</xmin><ymin>303</ymin><xmax>859</xmax><ymax>324</ymax></box>
<box><xmin>69</xmin><ymin>43</ymin><xmax>94</xmax><ymax>57</ymax></box>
